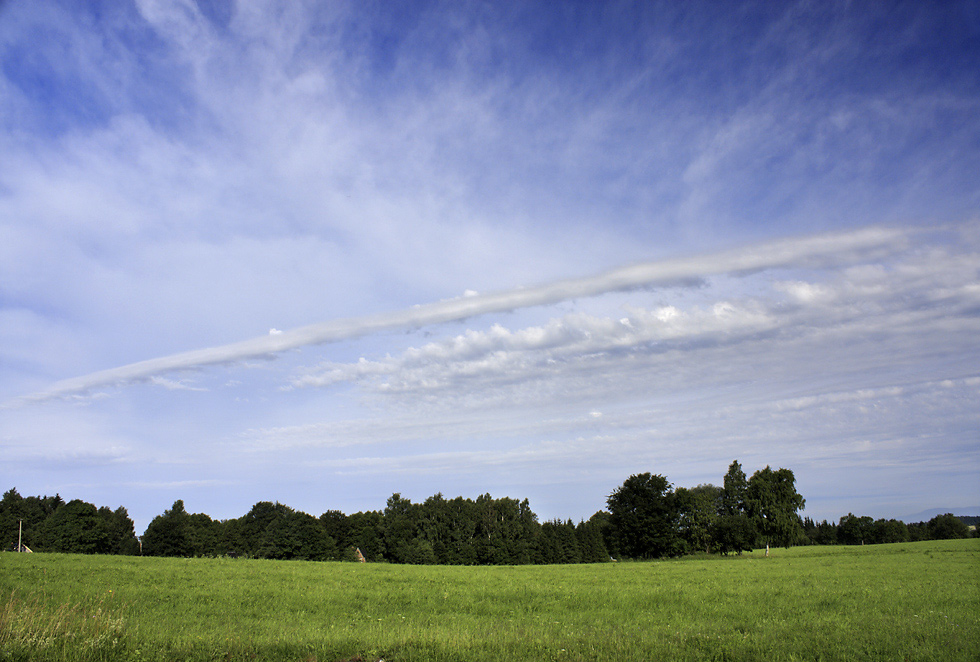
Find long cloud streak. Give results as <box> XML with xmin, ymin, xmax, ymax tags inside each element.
<box><xmin>9</xmin><ymin>225</ymin><xmax>910</xmax><ymax>405</ymax></box>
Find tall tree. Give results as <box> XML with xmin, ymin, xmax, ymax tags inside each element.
<box><xmin>721</xmin><ymin>461</ymin><xmax>749</xmax><ymax>516</ymax></box>
<box><xmin>676</xmin><ymin>484</ymin><xmax>722</xmax><ymax>554</ymax></box>
<box><xmin>347</xmin><ymin>511</ymin><xmax>384</xmax><ymax>561</ymax></box>
<box><xmin>142</xmin><ymin>500</ymin><xmax>192</xmax><ymax>557</ymax></box>
<box><xmin>382</xmin><ymin>493</ymin><xmax>420</xmax><ymax>563</ymax></box>
<box><xmin>442</xmin><ymin>496</ymin><xmax>479</xmax><ymax>564</ymax></box>
<box><xmin>100</xmin><ymin>506</ymin><xmax>140</xmax><ymax>555</ymax></box>
<box><xmin>319</xmin><ymin>510</ymin><xmax>351</xmax><ymax>551</ymax></box>
<box><xmin>746</xmin><ymin>466</ymin><xmax>806</xmax><ymax>551</ymax></box>
<box><xmin>0</xmin><ymin>488</ymin><xmax>25</xmax><ymax>550</ymax></box>
<box><xmin>607</xmin><ymin>473</ymin><xmax>682</xmax><ymax>559</ymax></box>
<box><xmin>713</xmin><ymin>460</ymin><xmax>756</xmax><ymax>554</ymax></box>
<box><xmin>576</xmin><ymin>515</ymin><xmax>610</xmax><ymax>564</ymax></box>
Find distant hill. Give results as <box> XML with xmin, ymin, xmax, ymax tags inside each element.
<box><xmin>903</xmin><ymin>508</ymin><xmax>980</xmax><ymax>523</ymax></box>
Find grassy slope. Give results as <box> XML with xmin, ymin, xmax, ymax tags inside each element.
<box><xmin>1</xmin><ymin>539</ymin><xmax>978</xmax><ymax>662</ymax></box>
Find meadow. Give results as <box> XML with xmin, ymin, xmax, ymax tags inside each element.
<box><xmin>1</xmin><ymin>539</ymin><xmax>978</xmax><ymax>662</ymax></box>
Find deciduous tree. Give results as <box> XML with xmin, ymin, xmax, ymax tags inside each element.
<box><xmin>746</xmin><ymin>466</ymin><xmax>805</xmax><ymax>551</ymax></box>
<box><xmin>607</xmin><ymin>473</ymin><xmax>682</xmax><ymax>559</ymax></box>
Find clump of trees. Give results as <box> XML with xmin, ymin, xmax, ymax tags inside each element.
<box><xmin>604</xmin><ymin>461</ymin><xmax>807</xmax><ymax>559</ymax></box>
<box><xmin>0</xmin><ymin>488</ymin><xmax>139</xmax><ymax>554</ymax></box>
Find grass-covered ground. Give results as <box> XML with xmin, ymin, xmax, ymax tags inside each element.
<box><xmin>2</xmin><ymin>539</ymin><xmax>978</xmax><ymax>661</ymax></box>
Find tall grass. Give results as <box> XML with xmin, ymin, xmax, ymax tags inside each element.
<box><xmin>1</xmin><ymin>539</ymin><xmax>978</xmax><ymax>661</ymax></box>
<box><xmin>0</xmin><ymin>591</ymin><xmax>128</xmax><ymax>662</ymax></box>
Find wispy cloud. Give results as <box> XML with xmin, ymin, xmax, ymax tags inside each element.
<box><xmin>241</xmin><ymin>222</ymin><xmax>980</xmax><ymax>479</ymax></box>
<box><xmin>6</xmin><ymin>224</ymin><xmax>914</xmax><ymax>406</ymax></box>
<box><xmin>284</xmin><ymin>223</ymin><xmax>978</xmax><ymax>408</ymax></box>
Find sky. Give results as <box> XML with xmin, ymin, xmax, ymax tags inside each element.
<box><xmin>1</xmin><ymin>0</ymin><xmax>979</xmax><ymax>536</ymax></box>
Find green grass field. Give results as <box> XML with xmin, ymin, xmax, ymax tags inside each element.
<box><xmin>2</xmin><ymin>539</ymin><xmax>978</xmax><ymax>662</ymax></box>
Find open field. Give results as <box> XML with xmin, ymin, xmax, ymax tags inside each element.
<box><xmin>2</xmin><ymin>539</ymin><xmax>978</xmax><ymax>662</ymax></box>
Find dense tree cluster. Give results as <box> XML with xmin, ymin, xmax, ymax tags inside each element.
<box><xmin>604</xmin><ymin>461</ymin><xmax>809</xmax><ymax>558</ymax></box>
<box><xmin>140</xmin><ymin>493</ymin><xmax>611</xmax><ymax>564</ymax></box>
<box><xmin>802</xmin><ymin>511</ymin><xmax>973</xmax><ymax>546</ymax></box>
<box><xmin>1</xmin><ymin>488</ymin><xmax>139</xmax><ymax>555</ymax></box>
<box><xmin>4</xmin><ymin>465</ymin><xmax>975</xmax><ymax>562</ymax></box>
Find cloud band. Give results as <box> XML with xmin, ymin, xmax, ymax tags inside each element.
<box><xmin>9</xmin><ymin>225</ymin><xmax>909</xmax><ymax>405</ymax></box>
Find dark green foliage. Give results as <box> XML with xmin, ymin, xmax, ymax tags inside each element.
<box><xmin>142</xmin><ymin>500</ymin><xmax>193</xmax><ymax>557</ymax></box>
<box><xmin>41</xmin><ymin>500</ymin><xmax>111</xmax><ymax>554</ymax></box>
<box><xmin>928</xmin><ymin>513</ymin><xmax>969</xmax><ymax>539</ymax></box>
<box><xmin>803</xmin><ymin>517</ymin><xmax>840</xmax><ymax>545</ymax></box>
<box><xmin>101</xmin><ymin>506</ymin><xmax>141</xmax><ymax>555</ymax></box>
<box><xmin>6</xmin><ymin>479</ymin><xmax>972</xmax><ymax>565</ymax></box>
<box><xmin>721</xmin><ymin>461</ymin><xmax>748</xmax><ymax>517</ymax></box>
<box><xmin>586</xmin><ymin>510</ymin><xmax>617</xmax><ymax>558</ymax></box>
<box><xmin>474</xmin><ymin>495</ymin><xmax>539</xmax><ymax>565</ymax></box>
<box><xmin>746</xmin><ymin>466</ymin><xmax>806</xmax><ymax>548</ymax></box>
<box><xmin>2</xmin><ymin>489</ymin><xmax>138</xmax><ymax>555</ymax></box>
<box><xmin>714</xmin><ymin>461</ymin><xmax>756</xmax><ymax>554</ymax></box>
<box><xmin>575</xmin><ymin>515</ymin><xmax>610</xmax><ymax>563</ymax></box>
<box><xmin>711</xmin><ymin>513</ymin><xmax>756</xmax><ymax>555</ymax></box>
<box><xmin>676</xmin><ymin>484</ymin><xmax>722</xmax><ymax>553</ymax></box>
<box><xmin>319</xmin><ymin>509</ymin><xmax>351</xmax><ymax>548</ymax></box>
<box><xmin>808</xmin><ymin>516</ymin><xmax>910</xmax><ymax>546</ymax></box>
<box><xmin>606</xmin><ymin>473</ymin><xmax>682</xmax><ymax>559</ymax></box>
<box><xmin>235</xmin><ymin>501</ymin><xmax>338</xmax><ymax>560</ymax></box>
<box><xmin>539</xmin><ymin>519</ymin><xmax>581</xmax><ymax>564</ymax></box>
<box><xmin>1</xmin><ymin>488</ymin><xmax>66</xmax><ymax>551</ymax></box>
<box><xmin>415</xmin><ymin>493</ymin><xmax>478</xmax><ymax>564</ymax></box>
<box><xmin>383</xmin><ymin>493</ymin><xmax>421</xmax><ymax>563</ymax></box>
<box><xmin>872</xmin><ymin>518</ymin><xmax>910</xmax><ymax>544</ymax></box>
<box><xmin>347</xmin><ymin>510</ymin><xmax>384</xmax><ymax>561</ymax></box>
<box><xmin>838</xmin><ymin>513</ymin><xmax>875</xmax><ymax>545</ymax></box>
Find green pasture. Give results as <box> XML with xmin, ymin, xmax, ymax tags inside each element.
<box><xmin>2</xmin><ymin>539</ymin><xmax>978</xmax><ymax>662</ymax></box>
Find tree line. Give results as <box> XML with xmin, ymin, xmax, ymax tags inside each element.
<box><xmin>3</xmin><ymin>461</ymin><xmax>975</xmax><ymax>562</ymax></box>
<box><xmin>801</xmin><ymin>512</ymin><xmax>973</xmax><ymax>545</ymax></box>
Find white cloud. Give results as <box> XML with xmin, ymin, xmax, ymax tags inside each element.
<box><xmin>5</xmin><ymin>224</ymin><xmax>916</xmax><ymax>406</ymax></box>
<box><xmin>285</xmin><ymin>226</ymin><xmax>979</xmax><ymax>413</ymax></box>
<box><xmin>149</xmin><ymin>376</ymin><xmax>207</xmax><ymax>392</ymax></box>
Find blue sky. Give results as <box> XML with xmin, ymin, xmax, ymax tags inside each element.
<box><xmin>2</xmin><ymin>0</ymin><xmax>978</xmax><ymax>535</ymax></box>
